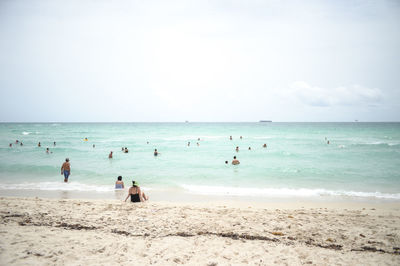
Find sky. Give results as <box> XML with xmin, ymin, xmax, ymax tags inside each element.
<box><xmin>0</xmin><ymin>0</ymin><xmax>399</xmax><ymax>122</ymax></box>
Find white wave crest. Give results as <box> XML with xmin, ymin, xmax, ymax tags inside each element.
<box><xmin>180</xmin><ymin>184</ymin><xmax>400</xmax><ymax>200</ymax></box>
<box><xmin>253</xmin><ymin>136</ymin><xmax>273</xmax><ymax>140</ymax></box>
<box><xmin>161</xmin><ymin>135</ymin><xmax>225</xmax><ymax>141</ymax></box>
<box><xmin>22</xmin><ymin>132</ymin><xmax>31</xmax><ymax>135</ymax></box>
<box><xmin>0</xmin><ymin>182</ymin><xmax>115</xmax><ymax>192</ymax></box>
<box><xmin>0</xmin><ymin>182</ymin><xmax>152</xmax><ymax>192</ymax></box>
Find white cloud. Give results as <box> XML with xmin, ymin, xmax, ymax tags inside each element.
<box><xmin>286</xmin><ymin>81</ymin><xmax>383</xmax><ymax>107</ymax></box>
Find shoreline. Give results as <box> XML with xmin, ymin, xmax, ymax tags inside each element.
<box><xmin>2</xmin><ymin>190</ymin><xmax>400</xmax><ymax>214</ymax></box>
<box><xmin>1</xmin><ymin>188</ymin><xmax>400</xmax><ymax>207</ymax></box>
<box><xmin>1</xmin><ymin>196</ymin><xmax>399</xmax><ymax>265</ymax></box>
<box><xmin>0</xmin><ymin>187</ymin><xmax>400</xmax><ymax>205</ymax></box>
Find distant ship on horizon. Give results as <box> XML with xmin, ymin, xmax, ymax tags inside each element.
<box><xmin>259</xmin><ymin>120</ymin><xmax>272</xmax><ymax>122</ymax></box>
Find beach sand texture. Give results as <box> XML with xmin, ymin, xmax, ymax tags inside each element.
<box><xmin>0</xmin><ymin>197</ymin><xmax>399</xmax><ymax>265</ymax></box>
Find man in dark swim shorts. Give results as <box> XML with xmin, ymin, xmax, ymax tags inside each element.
<box><xmin>61</xmin><ymin>158</ymin><xmax>71</xmax><ymax>182</ymax></box>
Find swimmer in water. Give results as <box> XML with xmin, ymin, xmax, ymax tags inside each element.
<box><xmin>154</xmin><ymin>149</ymin><xmax>158</xmax><ymax>156</ymax></box>
<box><xmin>9</xmin><ymin>143</ymin><xmax>12</xmax><ymax>147</ymax></box>
<box><xmin>232</xmin><ymin>156</ymin><xmax>240</xmax><ymax>165</ymax></box>
<box><xmin>263</xmin><ymin>143</ymin><xmax>267</xmax><ymax>148</ymax></box>
<box><xmin>235</xmin><ymin>146</ymin><xmax>239</xmax><ymax>152</ymax></box>
<box><xmin>248</xmin><ymin>147</ymin><xmax>251</xmax><ymax>150</ymax></box>
<box><xmin>230</xmin><ymin>136</ymin><xmax>232</xmax><ymax>140</ymax></box>
<box><xmin>124</xmin><ymin>147</ymin><xmax>128</xmax><ymax>153</ymax></box>
<box><xmin>38</xmin><ymin>142</ymin><xmax>41</xmax><ymax>147</ymax></box>
<box><xmin>115</xmin><ymin>176</ymin><xmax>124</xmax><ymax>189</ymax></box>
<box><xmin>187</xmin><ymin>142</ymin><xmax>190</xmax><ymax>146</ymax></box>
<box><xmin>109</xmin><ymin>151</ymin><xmax>113</xmax><ymax>158</ymax></box>
<box><xmin>46</xmin><ymin>148</ymin><xmax>50</xmax><ymax>153</ymax></box>
<box><xmin>54</xmin><ymin>141</ymin><xmax>56</xmax><ymax>146</ymax></box>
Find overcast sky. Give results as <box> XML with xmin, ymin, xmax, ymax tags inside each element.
<box><xmin>0</xmin><ymin>0</ymin><xmax>399</xmax><ymax>122</ymax></box>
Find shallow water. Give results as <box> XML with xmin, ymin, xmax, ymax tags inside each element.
<box><xmin>0</xmin><ymin>122</ymin><xmax>399</xmax><ymax>201</ymax></box>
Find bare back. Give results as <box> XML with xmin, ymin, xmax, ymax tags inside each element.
<box><xmin>129</xmin><ymin>186</ymin><xmax>140</xmax><ymax>195</ymax></box>
<box><xmin>61</xmin><ymin>162</ymin><xmax>70</xmax><ymax>171</ymax></box>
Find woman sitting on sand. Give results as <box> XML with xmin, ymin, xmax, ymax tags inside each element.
<box><xmin>115</xmin><ymin>176</ymin><xmax>124</xmax><ymax>189</ymax></box>
<box><xmin>124</xmin><ymin>180</ymin><xmax>148</xmax><ymax>202</ymax></box>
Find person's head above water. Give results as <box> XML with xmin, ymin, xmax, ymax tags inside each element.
<box><xmin>66</xmin><ymin>158</ymin><xmax>69</xmax><ymax>162</ymax></box>
<box><xmin>233</xmin><ymin>156</ymin><xmax>237</xmax><ymax>159</ymax></box>
<box><xmin>117</xmin><ymin>176</ymin><xmax>122</xmax><ymax>181</ymax></box>
<box><xmin>132</xmin><ymin>180</ymin><xmax>139</xmax><ymax>187</ymax></box>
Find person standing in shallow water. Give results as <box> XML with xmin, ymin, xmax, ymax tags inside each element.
<box><xmin>154</xmin><ymin>149</ymin><xmax>158</xmax><ymax>156</ymax></box>
<box><xmin>61</xmin><ymin>158</ymin><xmax>71</xmax><ymax>182</ymax></box>
<box><xmin>109</xmin><ymin>151</ymin><xmax>113</xmax><ymax>158</ymax></box>
<box><xmin>232</xmin><ymin>156</ymin><xmax>240</xmax><ymax>165</ymax></box>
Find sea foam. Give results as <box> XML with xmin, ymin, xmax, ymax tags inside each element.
<box><xmin>0</xmin><ymin>182</ymin><xmax>114</xmax><ymax>192</ymax></box>
<box><xmin>180</xmin><ymin>184</ymin><xmax>400</xmax><ymax>200</ymax></box>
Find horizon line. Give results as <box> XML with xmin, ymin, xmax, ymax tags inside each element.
<box><xmin>1</xmin><ymin>121</ymin><xmax>400</xmax><ymax>123</ymax></box>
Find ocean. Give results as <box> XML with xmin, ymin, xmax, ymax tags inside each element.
<box><xmin>0</xmin><ymin>122</ymin><xmax>399</xmax><ymax>201</ymax></box>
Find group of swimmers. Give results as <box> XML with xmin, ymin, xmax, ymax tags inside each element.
<box><xmin>226</xmin><ymin>136</ymin><xmax>268</xmax><ymax>165</ymax></box>
<box><xmin>226</xmin><ymin>156</ymin><xmax>240</xmax><ymax>165</ymax></box>
<box><xmin>9</xmin><ymin>140</ymin><xmax>59</xmax><ymax>153</ymax></box>
<box><xmin>9</xmin><ymin>140</ymin><xmax>23</xmax><ymax>147</ymax></box>
<box><xmin>11</xmin><ymin>135</ymin><xmax>270</xmax><ymax>202</ymax></box>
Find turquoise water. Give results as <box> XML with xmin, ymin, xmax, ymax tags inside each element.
<box><xmin>0</xmin><ymin>122</ymin><xmax>399</xmax><ymax>200</ymax></box>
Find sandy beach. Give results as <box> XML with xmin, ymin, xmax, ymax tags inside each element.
<box><xmin>0</xmin><ymin>197</ymin><xmax>399</xmax><ymax>265</ymax></box>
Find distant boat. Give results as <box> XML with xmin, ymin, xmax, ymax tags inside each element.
<box><xmin>259</xmin><ymin>120</ymin><xmax>272</xmax><ymax>122</ymax></box>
